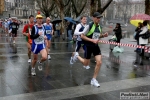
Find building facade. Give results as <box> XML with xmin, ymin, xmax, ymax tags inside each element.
<box><xmin>0</xmin><ymin>0</ymin><xmax>5</xmax><ymax>15</ymax></box>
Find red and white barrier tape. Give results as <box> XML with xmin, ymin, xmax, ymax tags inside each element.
<box><xmin>99</xmin><ymin>40</ymin><xmax>150</xmax><ymax>52</ymax></box>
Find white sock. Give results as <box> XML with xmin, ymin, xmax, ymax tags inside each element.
<box><xmin>92</xmin><ymin>78</ymin><xmax>96</xmax><ymax>81</ymax></box>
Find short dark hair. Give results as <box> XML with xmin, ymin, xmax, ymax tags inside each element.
<box><xmin>143</xmin><ymin>20</ymin><xmax>148</xmax><ymax>26</ymax></box>
<box><xmin>80</xmin><ymin>15</ymin><xmax>87</xmax><ymax>20</ymax></box>
<box><xmin>29</xmin><ymin>15</ymin><xmax>34</xmax><ymax>19</ymax></box>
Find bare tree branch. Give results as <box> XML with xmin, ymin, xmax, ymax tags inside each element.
<box><xmin>101</xmin><ymin>0</ymin><xmax>113</xmax><ymax>13</ymax></box>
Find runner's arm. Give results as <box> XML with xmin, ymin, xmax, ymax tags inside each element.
<box><xmin>81</xmin><ymin>25</ymin><xmax>93</xmax><ymax>42</ymax></box>
<box><xmin>74</xmin><ymin>24</ymin><xmax>83</xmax><ymax>35</ymax></box>
<box><xmin>22</xmin><ymin>25</ymin><xmax>28</xmax><ymax>36</ymax></box>
<box><xmin>30</xmin><ymin>26</ymin><xmax>40</xmax><ymax>39</ymax></box>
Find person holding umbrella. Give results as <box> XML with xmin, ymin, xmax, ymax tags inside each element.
<box><xmin>134</xmin><ymin>22</ymin><xmax>142</xmax><ymax>52</ymax></box>
<box><xmin>139</xmin><ymin>20</ymin><xmax>149</xmax><ymax>57</ymax></box>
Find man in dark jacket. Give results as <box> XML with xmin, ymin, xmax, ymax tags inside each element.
<box><xmin>9</xmin><ymin>17</ymin><xmax>19</xmax><ymax>44</ymax></box>
<box><xmin>113</xmin><ymin>23</ymin><xmax>122</xmax><ymax>43</ymax></box>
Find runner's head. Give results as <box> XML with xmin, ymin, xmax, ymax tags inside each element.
<box><xmin>80</xmin><ymin>15</ymin><xmax>87</xmax><ymax>25</ymax></box>
<box><xmin>46</xmin><ymin>17</ymin><xmax>51</xmax><ymax>24</ymax></box>
<box><xmin>92</xmin><ymin>12</ymin><xmax>103</xmax><ymax>24</ymax></box>
<box><xmin>36</xmin><ymin>11</ymin><xmax>43</xmax><ymax>25</ymax></box>
<box><xmin>29</xmin><ymin>15</ymin><xmax>34</xmax><ymax>24</ymax></box>
<box><xmin>11</xmin><ymin>17</ymin><xmax>16</xmax><ymax>22</ymax></box>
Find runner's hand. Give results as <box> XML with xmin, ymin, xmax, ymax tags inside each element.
<box><xmin>103</xmin><ymin>32</ymin><xmax>108</xmax><ymax>37</ymax></box>
<box><xmin>92</xmin><ymin>39</ymin><xmax>99</xmax><ymax>44</ymax></box>
<box><xmin>44</xmin><ymin>36</ymin><xmax>47</xmax><ymax>40</ymax></box>
<box><xmin>39</xmin><ymin>32</ymin><xmax>43</xmax><ymax>35</ymax></box>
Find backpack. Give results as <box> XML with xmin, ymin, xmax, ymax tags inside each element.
<box><xmin>141</xmin><ymin>30</ymin><xmax>150</xmax><ymax>39</ymax></box>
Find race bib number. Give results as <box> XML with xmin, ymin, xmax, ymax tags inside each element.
<box><xmin>92</xmin><ymin>32</ymin><xmax>100</xmax><ymax>40</ymax></box>
<box><xmin>46</xmin><ymin>30</ymin><xmax>51</xmax><ymax>34</ymax></box>
<box><xmin>12</xmin><ymin>25</ymin><xmax>16</xmax><ymax>28</ymax></box>
<box><xmin>34</xmin><ymin>29</ymin><xmax>45</xmax><ymax>44</ymax></box>
<box><xmin>34</xmin><ymin>36</ymin><xmax>44</xmax><ymax>44</ymax></box>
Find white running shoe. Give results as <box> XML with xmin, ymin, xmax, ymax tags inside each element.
<box><xmin>28</xmin><ymin>59</ymin><xmax>31</xmax><ymax>63</ymax></box>
<box><xmin>38</xmin><ymin>62</ymin><xmax>42</xmax><ymax>71</ymax></box>
<box><xmin>48</xmin><ymin>55</ymin><xmax>51</xmax><ymax>60</ymax></box>
<box><xmin>31</xmin><ymin>68</ymin><xmax>36</xmax><ymax>76</ymax></box>
<box><xmin>72</xmin><ymin>52</ymin><xmax>79</xmax><ymax>62</ymax></box>
<box><xmin>91</xmin><ymin>79</ymin><xmax>100</xmax><ymax>87</ymax></box>
<box><xmin>83</xmin><ymin>66</ymin><xmax>90</xmax><ymax>69</ymax></box>
<box><xmin>13</xmin><ymin>40</ymin><xmax>15</xmax><ymax>44</ymax></box>
<box><xmin>70</xmin><ymin>57</ymin><xmax>74</xmax><ymax>64</ymax></box>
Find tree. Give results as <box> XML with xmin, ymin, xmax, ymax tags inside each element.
<box><xmin>54</xmin><ymin>0</ymin><xmax>70</xmax><ymax>34</ymax></box>
<box><xmin>90</xmin><ymin>0</ymin><xmax>113</xmax><ymax>15</ymax></box>
<box><xmin>36</xmin><ymin>0</ymin><xmax>56</xmax><ymax>17</ymax></box>
<box><xmin>145</xmin><ymin>0</ymin><xmax>150</xmax><ymax>15</ymax></box>
<box><xmin>71</xmin><ymin>0</ymin><xmax>88</xmax><ymax>17</ymax></box>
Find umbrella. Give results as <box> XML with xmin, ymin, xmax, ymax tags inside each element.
<box><xmin>52</xmin><ymin>18</ymin><xmax>62</xmax><ymax>24</ymax></box>
<box><xmin>130</xmin><ymin>13</ymin><xmax>150</xmax><ymax>29</ymax></box>
<box><xmin>130</xmin><ymin>13</ymin><xmax>150</xmax><ymax>20</ymax></box>
<box><xmin>74</xmin><ymin>16</ymin><xmax>92</xmax><ymax>24</ymax></box>
<box><xmin>64</xmin><ymin>17</ymin><xmax>76</xmax><ymax>24</ymax></box>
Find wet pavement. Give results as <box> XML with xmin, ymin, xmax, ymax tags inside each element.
<box><xmin>0</xmin><ymin>25</ymin><xmax>150</xmax><ymax>100</ymax></box>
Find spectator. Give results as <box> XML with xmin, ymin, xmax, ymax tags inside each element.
<box><xmin>113</xmin><ymin>23</ymin><xmax>122</xmax><ymax>44</ymax></box>
<box><xmin>139</xmin><ymin>20</ymin><xmax>148</xmax><ymax>57</ymax></box>
<box><xmin>134</xmin><ymin>22</ymin><xmax>142</xmax><ymax>52</ymax></box>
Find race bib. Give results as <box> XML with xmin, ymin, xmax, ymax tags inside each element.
<box><xmin>92</xmin><ymin>32</ymin><xmax>100</xmax><ymax>40</ymax></box>
<box><xmin>34</xmin><ymin>28</ymin><xmax>45</xmax><ymax>44</ymax></box>
<box><xmin>12</xmin><ymin>25</ymin><xmax>16</xmax><ymax>28</ymax></box>
<box><xmin>46</xmin><ymin>30</ymin><xmax>51</xmax><ymax>34</ymax></box>
<box><xmin>34</xmin><ymin>36</ymin><xmax>44</xmax><ymax>44</ymax></box>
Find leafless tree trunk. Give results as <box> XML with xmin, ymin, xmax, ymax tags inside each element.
<box><xmin>71</xmin><ymin>0</ymin><xmax>87</xmax><ymax>17</ymax></box>
<box><xmin>36</xmin><ymin>0</ymin><xmax>55</xmax><ymax>17</ymax></box>
<box><xmin>54</xmin><ymin>0</ymin><xmax>70</xmax><ymax>34</ymax></box>
<box><xmin>145</xmin><ymin>0</ymin><xmax>150</xmax><ymax>15</ymax></box>
<box><xmin>90</xmin><ymin>0</ymin><xmax>113</xmax><ymax>16</ymax></box>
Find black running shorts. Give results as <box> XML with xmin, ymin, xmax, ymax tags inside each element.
<box><xmin>84</xmin><ymin>45</ymin><xmax>101</xmax><ymax>59</ymax></box>
<box><xmin>12</xmin><ymin>32</ymin><xmax>17</xmax><ymax>37</ymax></box>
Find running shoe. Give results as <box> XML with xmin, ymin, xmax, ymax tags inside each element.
<box><xmin>91</xmin><ymin>79</ymin><xmax>100</xmax><ymax>88</ymax></box>
<box><xmin>70</xmin><ymin>57</ymin><xmax>74</xmax><ymax>64</ymax></box>
<box><xmin>48</xmin><ymin>55</ymin><xmax>51</xmax><ymax>60</ymax></box>
<box><xmin>83</xmin><ymin>66</ymin><xmax>90</xmax><ymax>69</ymax></box>
<box><xmin>28</xmin><ymin>59</ymin><xmax>31</xmax><ymax>63</ymax></box>
<box><xmin>72</xmin><ymin>52</ymin><xmax>79</xmax><ymax>62</ymax></box>
<box><xmin>13</xmin><ymin>40</ymin><xmax>15</xmax><ymax>44</ymax></box>
<box><xmin>38</xmin><ymin>62</ymin><xmax>43</xmax><ymax>71</ymax></box>
<box><xmin>31</xmin><ymin>68</ymin><xmax>36</xmax><ymax>76</ymax></box>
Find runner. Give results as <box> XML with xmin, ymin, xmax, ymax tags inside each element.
<box><xmin>4</xmin><ymin>19</ymin><xmax>8</xmax><ymax>36</ymax></box>
<box><xmin>22</xmin><ymin>15</ymin><xmax>34</xmax><ymax>63</ymax></box>
<box><xmin>43</xmin><ymin>17</ymin><xmax>53</xmax><ymax>60</ymax></box>
<box><xmin>9</xmin><ymin>17</ymin><xmax>19</xmax><ymax>44</ymax></box>
<box><xmin>30</xmin><ymin>12</ymin><xmax>47</xmax><ymax>76</ymax></box>
<box><xmin>71</xmin><ymin>12</ymin><xmax>108</xmax><ymax>87</ymax></box>
<box><xmin>70</xmin><ymin>15</ymin><xmax>90</xmax><ymax>69</ymax></box>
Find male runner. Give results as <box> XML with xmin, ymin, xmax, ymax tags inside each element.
<box><xmin>23</xmin><ymin>15</ymin><xmax>34</xmax><ymax>63</ymax></box>
<box><xmin>43</xmin><ymin>17</ymin><xmax>53</xmax><ymax>60</ymax></box>
<box><xmin>9</xmin><ymin>17</ymin><xmax>19</xmax><ymax>44</ymax></box>
<box><xmin>71</xmin><ymin>12</ymin><xmax>108</xmax><ymax>87</ymax></box>
<box><xmin>30</xmin><ymin>12</ymin><xmax>47</xmax><ymax>76</ymax></box>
